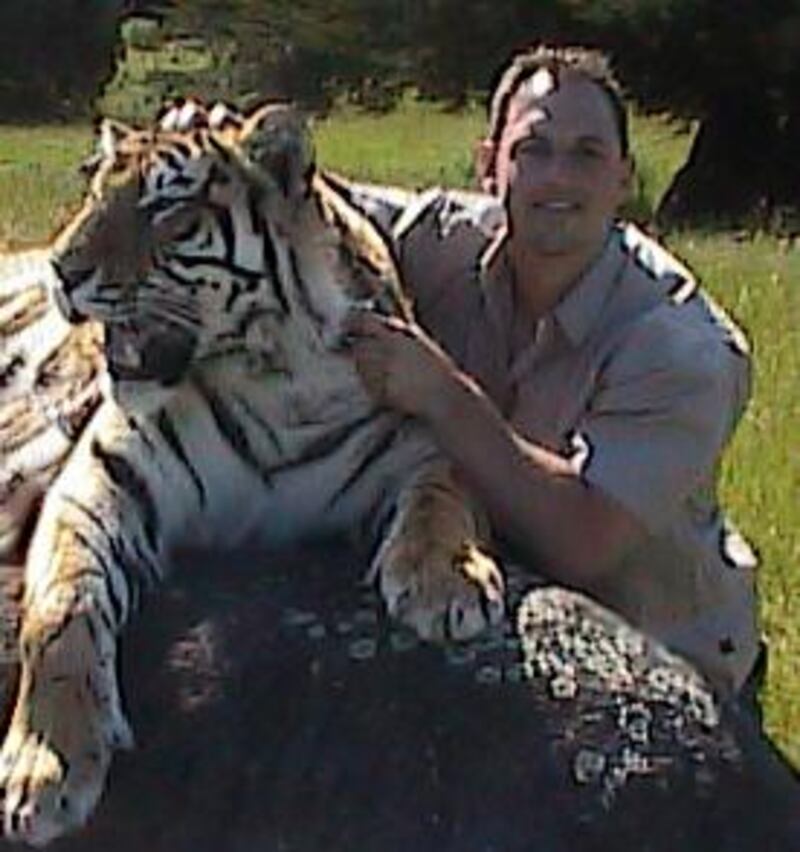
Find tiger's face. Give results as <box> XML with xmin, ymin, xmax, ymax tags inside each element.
<box><xmin>49</xmin><ymin>105</ymin><xmax>314</xmax><ymax>416</ymax></box>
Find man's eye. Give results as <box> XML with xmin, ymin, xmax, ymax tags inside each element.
<box><xmin>516</xmin><ymin>139</ymin><xmax>550</xmax><ymax>158</ymax></box>
<box><xmin>574</xmin><ymin>146</ymin><xmax>604</xmax><ymax>161</ymax></box>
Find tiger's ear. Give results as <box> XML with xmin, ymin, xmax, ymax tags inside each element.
<box><xmin>237</xmin><ymin>103</ymin><xmax>315</xmax><ymax>201</ymax></box>
<box><xmin>98</xmin><ymin>118</ymin><xmax>134</xmax><ymax>159</ymax></box>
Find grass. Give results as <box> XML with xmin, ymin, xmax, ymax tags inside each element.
<box><xmin>672</xmin><ymin>232</ymin><xmax>800</xmax><ymax>756</ymax></box>
<box><xmin>0</xmin><ymin>125</ymin><xmax>92</xmax><ymax>248</ymax></box>
<box><xmin>0</xmin><ymin>100</ymin><xmax>798</xmax><ymax>765</ymax></box>
<box><xmin>316</xmin><ymin>96</ymin><xmax>487</xmax><ymax>189</ymax></box>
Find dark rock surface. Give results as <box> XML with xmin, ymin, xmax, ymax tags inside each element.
<box><xmin>0</xmin><ymin>547</ymin><xmax>798</xmax><ymax>852</ymax></box>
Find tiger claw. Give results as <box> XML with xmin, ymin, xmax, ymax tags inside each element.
<box><xmin>0</xmin><ymin>707</ymin><xmax>114</xmax><ymax>847</ymax></box>
<box><xmin>373</xmin><ymin>539</ymin><xmax>506</xmax><ymax>642</ymax></box>
<box><xmin>110</xmin><ymin>719</ymin><xmax>135</xmax><ymax>752</ymax></box>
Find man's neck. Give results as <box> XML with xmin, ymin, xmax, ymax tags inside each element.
<box><xmin>508</xmin><ymin>233</ymin><xmax>609</xmax><ymax>321</ymax></box>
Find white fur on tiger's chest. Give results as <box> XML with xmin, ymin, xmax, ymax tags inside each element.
<box><xmin>144</xmin><ymin>344</ymin><xmax>433</xmax><ymax>549</ymax></box>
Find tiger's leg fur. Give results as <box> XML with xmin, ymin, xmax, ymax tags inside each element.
<box><xmin>0</xmin><ymin>411</ymin><xmax>157</xmax><ymax>846</ymax></box>
<box><xmin>370</xmin><ymin>461</ymin><xmax>505</xmax><ymax>641</ymax></box>
<box><xmin>0</xmin><ymin>504</ymin><xmax>135</xmax><ymax>846</ymax></box>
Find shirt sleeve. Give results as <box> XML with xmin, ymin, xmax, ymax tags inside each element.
<box><xmin>332</xmin><ymin>179</ymin><xmax>422</xmax><ymax>236</ymax></box>
<box><xmin>575</xmin><ymin>307</ymin><xmax>751</xmax><ymax>533</ymax></box>
<box><xmin>394</xmin><ymin>190</ymin><xmax>503</xmax><ymax>315</ymax></box>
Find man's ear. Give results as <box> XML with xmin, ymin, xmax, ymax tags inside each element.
<box><xmin>475</xmin><ymin>138</ymin><xmax>497</xmax><ymax>195</ymax></box>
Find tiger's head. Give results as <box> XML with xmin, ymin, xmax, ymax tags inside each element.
<box><xmin>49</xmin><ymin>101</ymin><xmax>349</xmax><ymax>416</ymax></box>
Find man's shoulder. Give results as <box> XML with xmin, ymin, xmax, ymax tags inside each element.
<box><xmin>331</xmin><ymin>179</ymin><xmax>502</xmax><ymax>312</ymax></box>
<box><xmin>618</xmin><ymin>223</ymin><xmax>694</xmax><ymax>294</ymax></box>
<box><xmin>613</xmin><ymin>223</ymin><xmax>750</xmax><ymax>361</ymax></box>
<box><xmin>335</xmin><ymin>178</ymin><xmax>503</xmax><ymax>245</ymax></box>
<box><xmin>390</xmin><ymin>189</ymin><xmax>504</xmax><ymax>299</ymax></box>
<box><xmin>391</xmin><ymin>187</ymin><xmax>503</xmax><ymax>244</ymax></box>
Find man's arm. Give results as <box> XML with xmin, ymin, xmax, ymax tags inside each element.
<box><xmin>344</xmin><ymin>311</ymin><xmax>644</xmax><ymax>589</ymax></box>
<box><xmin>345</xmin><ymin>299</ymin><xmax>746</xmax><ymax>592</ymax></box>
<box><xmin>427</xmin><ymin>368</ymin><xmax>646</xmax><ymax>586</ymax></box>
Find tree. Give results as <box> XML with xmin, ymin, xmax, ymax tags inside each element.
<box><xmin>562</xmin><ymin>0</ymin><xmax>800</xmax><ymax>226</ymax></box>
<box><xmin>399</xmin><ymin>0</ymin><xmax>565</xmax><ymax>105</ymax></box>
<box><xmin>0</xmin><ymin>0</ymin><xmax>125</xmax><ymax>120</ymax></box>
<box><xmin>150</xmin><ymin>0</ymin><xmax>413</xmax><ymax>109</ymax></box>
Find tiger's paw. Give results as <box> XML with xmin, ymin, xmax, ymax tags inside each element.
<box><xmin>0</xmin><ymin>615</ymin><xmax>133</xmax><ymax>846</ymax></box>
<box><xmin>371</xmin><ymin>536</ymin><xmax>505</xmax><ymax>642</ymax></box>
<box><xmin>0</xmin><ymin>685</ymin><xmax>132</xmax><ymax>846</ymax></box>
<box><xmin>0</xmin><ymin>725</ymin><xmax>103</xmax><ymax>846</ymax></box>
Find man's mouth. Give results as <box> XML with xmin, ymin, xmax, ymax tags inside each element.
<box><xmin>533</xmin><ymin>200</ymin><xmax>581</xmax><ymax>212</ymax></box>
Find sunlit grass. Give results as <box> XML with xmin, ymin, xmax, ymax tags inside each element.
<box><xmin>0</xmin><ymin>125</ymin><xmax>91</xmax><ymax>248</ymax></box>
<box><xmin>669</xmin><ymin>232</ymin><xmax>800</xmax><ymax>763</ymax></box>
<box><xmin>316</xmin><ymin>96</ymin><xmax>486</xmax><ymax>189</ymax></box>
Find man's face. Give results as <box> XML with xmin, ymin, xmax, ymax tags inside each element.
<box><xmin>487</xmin><ymin>69</ymin><xmax>631</xmax><ymax>259</ymax></box>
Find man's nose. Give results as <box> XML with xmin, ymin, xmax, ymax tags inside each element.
<box><xmin>534</xmin><ymin>151</ymin><xmax>576</xmax><ymax>186</ymax></box>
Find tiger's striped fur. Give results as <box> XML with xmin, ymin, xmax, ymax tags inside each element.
<box><xmin>0</xmin><ymin>250</ymin><xmax>104</xmax><ymax>559</ymax></box>
<box><xmin>0</xmin><ymin>102</ymin><xmax>504</xmax><ymax>845</ymax></box>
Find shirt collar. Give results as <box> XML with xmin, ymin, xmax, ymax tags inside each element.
<box><xmin>478</xmin><ymin>223</ymin><xmax>628</xmax><ymax>350</ymax></box>
<box><xmin>553</xmin><ymin>227</ymin><xmax>627</xmax><ymax>347</ymax></box>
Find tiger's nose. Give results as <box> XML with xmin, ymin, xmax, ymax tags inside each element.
<box><xmin>49</xmin><ymin>259</ymin><xmax>90</xmax><ymax>323</ymax></box>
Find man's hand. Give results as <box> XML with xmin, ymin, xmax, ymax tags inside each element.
<box><xmin>342</xmin><ymin>309</ymin><xmax>462</xmax><ymax>422</ymax></box>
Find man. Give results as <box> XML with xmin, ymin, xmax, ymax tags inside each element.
<box><xmin>344</xmin><ymin>45</ymin><xmax>760</xmax><ymax>699</ymax></box>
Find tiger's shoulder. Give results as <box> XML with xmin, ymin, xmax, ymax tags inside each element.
<box><xmin>309</xmin><ymin>172</ymin><xmax>411</xmax><ymax>321</ymax></box>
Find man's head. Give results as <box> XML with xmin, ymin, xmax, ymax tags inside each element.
<box><xmin>478</xmin><ymin>45</ymin><xmax>632</xmax><ymax>259</ymax></box>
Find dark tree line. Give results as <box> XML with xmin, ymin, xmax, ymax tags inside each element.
<box><xmin>0</xmin><ymin>0</ymin><xmax>125</xmax><ymax>120</ymax></box>
<box><xmin>566</xmin><ymin>0</ymin><xmax>800</xmax><ymax>225</ymax></box>
<box><xmin>6</xmin><ymin>0</ymin><xmax>800</xmax><ymax>225</ymax></box>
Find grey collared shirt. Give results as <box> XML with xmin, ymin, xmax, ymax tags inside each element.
<box><xmin>349</xmin><ymin>183</ymin><xmax>759</xmax><ymax>694</ymax></box>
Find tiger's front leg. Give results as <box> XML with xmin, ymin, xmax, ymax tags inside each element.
<box><xmin>0</xmin><ymin>528</ymin><xmax>133</xmax><ymax>847</ymax></box>
<box><xmin>0</xmin><ymin>404</ymin><xmax>161</xmax><ymax>846</ymax></box>
<box><xmin>371</xmin><ymin>462</ymin><xmax>505</xmax><ymax>641</ymax></box>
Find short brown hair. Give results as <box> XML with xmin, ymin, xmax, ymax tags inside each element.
<box><xmin>487</xmin><ymin>45</ymin><xmax>629</xmax><ymax>158</ymax></box>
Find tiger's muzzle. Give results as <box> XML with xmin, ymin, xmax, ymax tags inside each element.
<box><xmin>106</xmin><ymin>320</ymin><xmax>198</xmax><ymax>387</ymax></box>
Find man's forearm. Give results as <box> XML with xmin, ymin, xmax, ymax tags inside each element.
<box><xmin>425</xmin><ymin>373</ymin><xmax>642</xmax><ymax>587</ymax></box>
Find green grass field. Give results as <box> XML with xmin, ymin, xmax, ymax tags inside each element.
<box><xmin>0</xmin><ymin>100</ymin><xmax>798</xmax><ymax>764</ymax></box>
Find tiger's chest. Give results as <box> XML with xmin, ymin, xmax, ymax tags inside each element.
<box><xmin>140</xmin><ymin>351</ymin><xmax>432</xmax><ymax>549</ymax></box>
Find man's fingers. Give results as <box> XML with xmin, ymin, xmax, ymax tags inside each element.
<box><xmin>341</xmin><ymin>307</ymin><xmax>387</xmax><ymax>339</ymax></box>
<box><xmin>342</xmin><ymin>307</ymin><xmax>414</xmax><ymax>342</ymax></box>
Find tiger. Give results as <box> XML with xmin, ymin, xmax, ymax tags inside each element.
<box><xmin>0</xmin><ymin>101</ymin><xmax>505</xmax><ymax>845</ymax></box>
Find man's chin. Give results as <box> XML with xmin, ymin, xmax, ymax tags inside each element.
<box><xmin>523</xmin><ymin>231</ymin><xmax>584</xmax><ymax>258</ymax></box>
